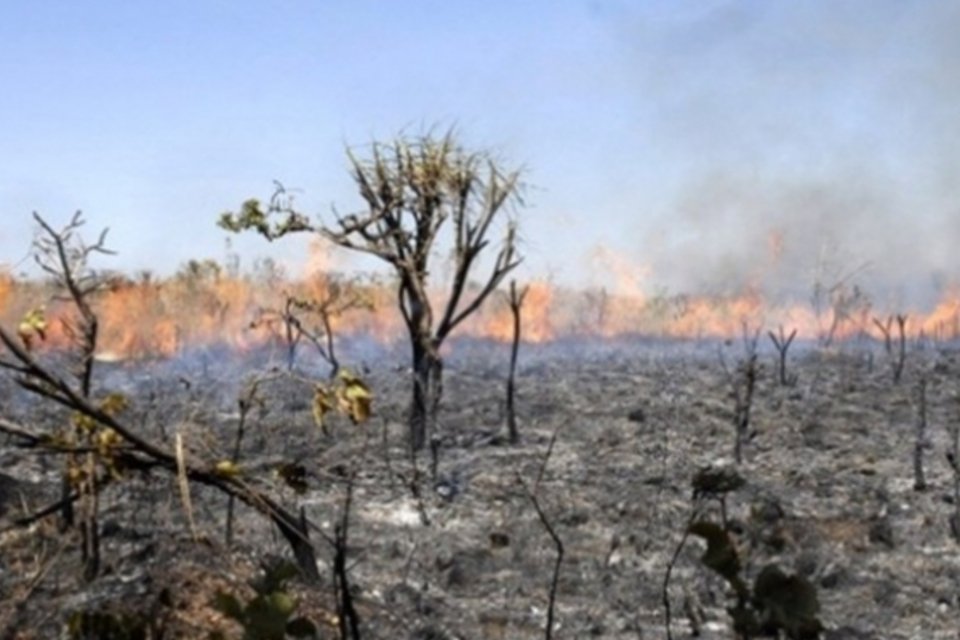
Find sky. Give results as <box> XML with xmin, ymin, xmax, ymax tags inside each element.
<box><xmin>1</xmin><ymin>0</ymin><xmax>958</xmax><ymax>305</ymax></box>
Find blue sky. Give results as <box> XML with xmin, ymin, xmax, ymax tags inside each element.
<box><xmin>2</xmin><ymin>1</ymin><xmax>958</xmax><ymax>303</ymax></box>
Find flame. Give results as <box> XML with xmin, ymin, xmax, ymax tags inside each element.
<box><xmin>471</xmin><ymin>280</ymin><xmax>555</xmax><ymax>343</ymax></box>
<box><xmin>4</xmin><ymin>255</ymin><xmax>960</xmax><ymax>361</ymax></box>
<box><xmin>914</xmin><ymin>288</ymin><xmax>960</xmax><ymax>341</ymax></box>
<box><xmin>0</xmin><ymin>271</ymin><xmax>12</xmax><ymax>313</ymax></box>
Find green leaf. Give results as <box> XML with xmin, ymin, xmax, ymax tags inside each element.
<box><xmin>245</xmin><ymin>595</ymin><xmax>291</xmax><ymax>640</ymax></box>
<box><xmin>213</xmin><ymin>592</ymin><xmax>245</xmax><ymax>622</ymax></box>
<box><xmin>688</xmin><ymin>520</ymin><xmax>747</xmax><ymax>596</ymax></box>
<box><xmin>267</xmin><ymin>592</ymin><xmax>296</xmax><ymax>617</ymax></box>
<box><xmin>753</xmin><ymin>564</ymin><xmax>823</xmax><ymax>639</ymax></box>
<box><xmin>286</xmin><ymin>617</ymin><xmax>317</xmax><ymax>637</ymax></box>
<box><xmin>692</xmin><ymin>466</ymin><xmax>745</xmax><ymax>497</ymax></box>
<box><xmin>253</xmin><ymin>560</ymin><xmax>300</xmax><ymax>595</ymax></box>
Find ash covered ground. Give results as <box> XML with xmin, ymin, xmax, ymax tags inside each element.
<box><xmin>2</xmin><ymin>337</ymin><xmax>960</xmax><ymax>639</ymax></box>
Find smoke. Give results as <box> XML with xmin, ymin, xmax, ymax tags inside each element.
<box><xmin>613</xmin><ymin>0</ymin><xmax>960</xmax><ymax>307</ymax></box>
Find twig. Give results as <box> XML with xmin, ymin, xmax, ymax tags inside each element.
<box><xmin>225</xmin><ymin>379</ymin><xmax>265</xmax><ymax>547</ymax></box>
<box><xmin>662</xmin><ymin>499</ymin><xmax>703</xmax><ymax>640</ymax></box>
<box><xmin>334</xmin><ymin>474</ymin><xmax>362</xmax><ymax>640</ymax></box>
<box><xmin>519</xmin><ymin>425</ymin><xmax>564</xmax><ymax>640</ymax></box>
<box><xmin>914</xmin><ymin>375</ymin><xmax>928</xmax><ymax>491</ymax></box>
<box><xmin>947</xmin><ymin>397</ymin><xmax>960</xmax><ymax>544</ymax></box>
<box><xmin>535</xmin><ymin>424</ymin><xmax>561</xmax><ymax>493</ymax></box>
<box><xmin>175</xmin><ymin>432</ymin><xmax>199</xmax><ymax>542</ymax></box>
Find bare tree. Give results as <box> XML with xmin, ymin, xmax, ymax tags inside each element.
<box><xmin>810</xmin><ymin>255</ymin><xmax>871</xmax><ymax>347</ymax></box>
<box><xmin>821</xmin><ymin>283</ymin><xmax>870</xmax><ymax>348</ymax></box>
<box><xmin>221</xmin><ymin>132</ymin><xmax>523</xmax><ymax>449</ymax></box>
<box><xmin>873</xmin><ymin>314</ymin><xmax>908</xmax><ymax>383</ymax></box>
<box><xmin>30</xmin><ymin>212</ymin><xmax>114</xmax><ymax>580</ymax></box>
<box><xmin>252</xmin><ymin>279</ymin><xmax>370</xmax><ymax>375</ymax></box>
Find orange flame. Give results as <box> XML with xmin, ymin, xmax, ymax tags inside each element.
<box><xmin>4</xmin><ymin>258</ymin><xmax>960</xmax><ymax>361</ymax></box>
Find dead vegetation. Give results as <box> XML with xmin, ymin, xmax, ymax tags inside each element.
<box><xmin>4</xmin><ymin>146</ymin><xmax>960</xmax><ymax>640</ymax></box>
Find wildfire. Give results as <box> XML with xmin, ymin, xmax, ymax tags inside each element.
<box><xmin>3</xmin><ymin>260</ymin><xmax>960</xmax><ymax>361</ymax></box>
<box><xmin>0</xmin><ymin>271</ymin><xmax>12</xmax><ymax>314</ymax></box>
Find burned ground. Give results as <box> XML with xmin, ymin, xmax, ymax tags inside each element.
<box><xmin>1</xmin><ymin>339</ymin><xmax>959</xmax><ymax>639</ymax></box>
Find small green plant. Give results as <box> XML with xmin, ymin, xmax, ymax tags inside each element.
<box><xmin>664</xmin><ymin>467</ymin><xmax>823</xmax><ymax>640</ymax></box>
<box><xmin>211</xmin><ymin>560</ymin><xmax>317</xmax><ymax>640</ymax></box>
<box><xmin>68</xmin><ymin>609</ymin><xmax>155</xmax><ymax>640</ymax></box>
<box><xmin>689</xmin><ymin>521</ymin><xmax>822</xmax><ymax>639</ymax></box>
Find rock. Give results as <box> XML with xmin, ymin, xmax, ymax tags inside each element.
<box><xmin>692</xmin><ymin>465</ymin><xmax>746</xmax><ymax>497</ymax></box>
<box><xmin>561</xmin><ymin>509</ymin><xmax>590</xmax><ymax>527</ymax></box>
<box><xmin>626</xmin><ymin>407</ymin><xmax>645</xmax><ymax>423</ymax></box>
<box><xmin>0</xmin><ymin>472</ymin><xmax>24</xmax><ymax>518</ymax></box>
<box><xmin>795</xmin><ymin>551</ymin><xmax>819</xmax><ymax>578</ymax></box>
<box><xmin>868</xmin><ymin>517</ymin><xmax>895</xmax><ymax>549</ymax></box>
<box><xmin>751</xmin><ymin>496</ymin><xmax>785</xmax><ymax>525</ymax></box>
<box><xmin>489</xmin><ymin>532</ymin><xmax>510</xmax><ymax>549</ymax></box>
<box><xmin>872</xmin><ymin>579</ymin><xmax>898</xmax><ymax>607</ymax></box>
<box><xmin>443</xmin><ymin>549</ymin><xmax>494</xmax><ymax>589</ymax></box>
<box><xmin>824</xmin><ymin>626</ymin><xmax>877</xmax><ymax>640</ymax></box>
<box><xmin>410</xmin><ymin>625</ymin><xmax>451</xmax><ymax>640</ymax></box>
<box><xmin>819</xmin><ymin>564</ymin><xmax>848</xmax><ymax>590</ymax></box>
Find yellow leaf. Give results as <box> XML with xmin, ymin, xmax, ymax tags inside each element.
<box><xmin>96</xmin><ymin>428</ymin><xmax>120</xmax><ymax>451</ymax></box>
<box><xmin>72</xmin><ymin>413</ymin><xmax>97</xmax><ymax>433</ymax></box>
<box><xmin>66</xmin><ymin>463</ymin><xmax>85</xmax><ymax>488</ymax></box>
<box><xmin>336</xmin><ymin>371</ymin><xmax>372</xmax><ymax>424</ymax></box>
<box><xmin>312</xmin><ymin>386</ymin><xmax>333</xmax><ymax>429</ymax></box>
<box><xmin>99</xmin><ymin>393</ymin><xmax>129</xmax><ymax>417</ymax></box>
<box><xmin>215</xmin><ymin>460</ymin><xmax>241</xmax><ymax>477</ymax></box>
<box><xmin>17</xmin><ymin>306</ymin><xmax>47</xmax><ymax>350</ymax></box>
<box><xmin>340</xmin><ymin>391</ymin><xmax>371</xmax><ymax>424</ymax></box>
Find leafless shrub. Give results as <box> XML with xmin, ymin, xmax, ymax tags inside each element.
<box><xmin>947</xmin><ymin>397</ymin><xmax>960</xmax><ymax>544</ymax></box>
<box><xmin>873</xmin><ymin>314</ymin><xmax>908</xmax><ymax>383</ymax></box>
<box><xmin>505</xmin><ymin>280</ymin><xmax>529</xmax><ymax>445</ymax></box>
<box><xmin>721</xmin><ymin>325</ymin><xmax>760</xmax><ymax>465</ymax></box>
<box><xmin>517</xmin><ymin>427</ymin><xmax>564</xmax><ymax>640</ymax></box>
<box><xmin>768</xmin><ymin>325</ymin><xmax>798</xmax><ymax>386</ymax></box>
<box><xmin>251</xmin><ymin>279</ymin><xmax>372</xmax><ymax>375</ymax></box>
<box><xmin>913</xmin><ymin>374</ymin><xmax>929</xmax><ymax>491</ymax></box>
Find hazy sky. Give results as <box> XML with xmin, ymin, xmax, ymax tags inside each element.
<box><xmin>2</xmin><ymin>0</ymin><xmax>958</xmax><ymax>303</ymax></box>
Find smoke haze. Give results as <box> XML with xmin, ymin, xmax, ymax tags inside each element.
<box><xmin>613</xmin><ymin>0</ymin><xmax>960</xmax><ymax>306</ymax></box>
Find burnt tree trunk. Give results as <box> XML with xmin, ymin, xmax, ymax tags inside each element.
<box><xmin>913</xmin><ymin>376</ymin><xmax>928</xmax><ymax>491</ymax></box>
<box><xmin>894</xmin><ymin>314</ymin><xmax>908</xmax><ymax>384</ymax></box>
<box><xmin>767</xmin><ymin>325</ymin><xmax>797</xmax><ymax>386</ymax></box>
<box><xmin>410</xmin><ymin>338</ymin><xmax>443</xmax><ymax>452</ymax></box>
<box><xmin>733</xmin><ymin>355</ymin><xmax>758</xmax><ymax>465</ymax></box>
<box><xmin>506</xmin><ymin>281</ymin><xmax>528</xmax><ymax>445</ymax></box>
